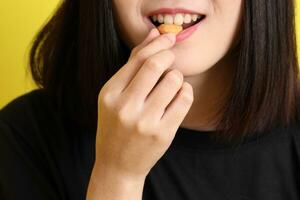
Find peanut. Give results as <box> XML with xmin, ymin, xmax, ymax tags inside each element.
<box><xmin>157</xmin><ymin>24</ymin><xmax>183</xmax><ymax>34</ymax></box>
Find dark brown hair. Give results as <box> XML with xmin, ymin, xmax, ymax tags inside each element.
<box><xmin>28</xmin><ymin>0</ymin><xmax>300</xmax><ymax>145</ymax></box>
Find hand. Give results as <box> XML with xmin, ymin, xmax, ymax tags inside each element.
<box><xmin>95</xmin><ymin>28</ymin><xmax>194</xmax><ymax>181</ymax></box>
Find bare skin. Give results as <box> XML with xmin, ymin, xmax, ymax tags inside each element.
<box><xmin>86</xmin><ymin>0</ymin><xmax>244</xmax><ymax>198</ymax></box>
<box><xmin>180</xmin><ymin>52</ymin><xmax>236</xmax><ymax>131</ymax></box>
<box><xmin>86</xmin><ymin>28</ymin><xmax>194</xmax><ymax>199</ymax></box>
<box><xmin>112</xmin><ymin>0</ymin><xmax>243</xmax><ymax>132</ymax></box>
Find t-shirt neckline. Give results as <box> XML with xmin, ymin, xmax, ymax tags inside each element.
<box><xmin>168</xmin><ymin>125</ymin><xmax>280</xmax><ymax>151</ymax></box>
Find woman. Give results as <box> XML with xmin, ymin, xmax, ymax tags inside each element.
<box><xmin>0</xmin><ymin>0</ymin><xmax>299</xmax><ymax>199</ymax></box>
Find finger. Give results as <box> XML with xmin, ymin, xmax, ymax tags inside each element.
<box><xmin>160</xmin><ymin>82</ymin><xmax>194</xmax><ymax>131</ymax></box>
<box><xmin>130</xmin><ymin>28</ymin><xmax>160</xmax><ymax>58</ymax></box>
<box><xmin>122</xmin><ymin>49</ymin><xmax>175</xmax><ymax>103</ymax></box>
<box><xmin>111</xmin><ymin>32</ymin><xmax>176</xmax><ymax>94</ymax></box>
<box><xmin>143</xmin><ymin>69</ymin><xmax>183</xmax><ymax>119</ymax></box>
<box><xmin>129</xmin><ymin>32</ymin><xmax>176</xmax><ymax>67</ymax></box>
<box><xmin>106</xmin><ymin>28</ymin><xmax>160</xmax><ymax>92</ymax></box>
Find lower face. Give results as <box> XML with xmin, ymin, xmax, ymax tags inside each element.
<box><xmin>112</xmin><ymin>0</ymin><xmax>244</xmax><ymax>77</ymax></box>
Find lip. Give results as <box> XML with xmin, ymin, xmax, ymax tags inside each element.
<box><xmin>175</xmin><ymin>17</ymin><xmax>204</xmax><ymax>43</ymax></box>
<box><xmin>143</xmin><ymin>14</ymin><xmax>205</xmax><ymax>44</ymax></box>
<box><xmin>144</xmin><ymin>16</ymin><xmax>157</xmax><ymax>29</ymax></box>
<box><xmin>147</xmin><ymin>8</ymin><xmax>204</xmax><ymax>17</ymax></box>
<box><xmin>144</xmin><ymin>7</ymin><xmax>206</xmax><ymax>44</ymax></box>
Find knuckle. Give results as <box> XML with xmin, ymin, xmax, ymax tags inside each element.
<box><xmin>145</xmin><ymin>57</ymin><xmax>163</xmax><ymax>74</ymax></box>
<box><xmin>98</xmin><ymin>80</ymin><xmax>114</xmax><ymax>100</ymax></box>
<box><xmin>97</xmin><ymin>90</ymin><xmax>104</xmax><ymax>104</ymax></box>
<box><xmin>100</xmin><ymin>92</ymin><xmax>114</xmax><ymax>106</ymax></box>
<box><xmin>131</xmin><ymin>46</ymin><xmax>138</xmax><ymax>55</ymax></box>
<box><xmin>130</xmin><ymin>47</ymin><xmax>140</xmax><ymax>60</ymax></box>
<box><xmin>184</xmin><ymin>82</ymin><xmax>194</xmax><ymax>95</ymax></box>
<box><xmin>180</xmin><ymin>87</ymin><xmax>194</xmax><ymax>105</ymax></box>
<box><xmin>98</xmin><ymin>88</ymin><xmax>109</xmax><ymax>103</ymax></box>
<box><xmin>98</xmin><ymin>85</ymin><xmax>107</xmax><ymax>100</ymax></box>
<box><xmin>134</xmin><ymin>49</ymin><xmax>148</xmax><ymax>63</ymax></box>
<box><xmin>117</xmin><ymin>107</ymin><xmax>131</xmax><ymax>125</ymax></box>
<box><xmin>166</xmin><ymin>70</ymin><xmax>183</xmax><ymax>85</ymax></box>
<box><xmin>136</xmin><ymin>119</ymin><xmax>148</xmax><ymax>134</ymax></box>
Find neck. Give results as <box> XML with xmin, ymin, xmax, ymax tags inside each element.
<box><xmin>180</xmin><ymin>53</ymin><xmax>236</xmax><ymax>131</ymax></box>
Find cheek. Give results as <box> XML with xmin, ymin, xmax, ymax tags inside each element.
<box><xmin>171</xmin><ymin>1</ymin><xmax>243</xmax><ymax>75</ymax></box>
<box><xmin>206</xmin><ymin>0</ymin><xmax>243</xmax><ymax>54</ymax></box>
<box><xmin>113</xmin><ymin>0</ymin><xmax>146</xmax><ymax>49</ymax></box>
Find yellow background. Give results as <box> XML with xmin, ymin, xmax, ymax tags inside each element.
<box><xmin>0</xmin><ymin>0</ymin><xmax>300</xmax><ymax>108</ymax></box>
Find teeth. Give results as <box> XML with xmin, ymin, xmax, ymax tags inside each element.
<box><xmin>150</xmin><ymin>13</ymin><xmax>202</xmax><ymax>25</ymax></box>
<box><xmin>164</xmin><ymin>14</ymin><xmax>173</xmax><ymax>24</ymax></box>
<box><xmin>192</xmin><ymin>14</ymin><xmax>198</xmax><ymax>22</ymax></box>
<box><xmin>157</xmin><ymin>14</ymin><xmax>164</xmax><ymax>23</ymax></box>
<box><xmin>183</xmin><ymin>14</ymin><xmax>192</xmax><ymax>24</ymax></box>
<box><xmin>151</xmin><ymin>15</ymin><xmax>157</xmax><ymax>22</ymax></box>
<box><xmin>174</xmin><ymin>13</ymin><xmax>184</xmax><ymax>25</ymax></box>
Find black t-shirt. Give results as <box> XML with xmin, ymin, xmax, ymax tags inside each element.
<box><xmin>1</xmin><ymin>89</ymin><xmax>300</xmax><ymax>200</ymax></box>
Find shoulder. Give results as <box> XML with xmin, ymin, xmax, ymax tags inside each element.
<box><xmin>0</xmin><ymin>88</ymin><xmax>51</xmax><ymax>123</ymax></box>
<box><xmin>283</xmin><ymin>119</ymin><xmax>300</xmax><ymax>153</ymax></box>
<box><xmin>0</xmin><ymin>89</ymin><xmax>66</xmax><ymax>148</ymax></box>
<box><xmin>0</xmin><ymin>90</ymin><xmax>84</xmax><ymax>199</ymax></box>
<box><xmin>0</xmin><ymin>89</ymin><xmax>60</xmax><ymax>132</ymax></box>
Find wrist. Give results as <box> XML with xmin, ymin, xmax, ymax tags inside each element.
<box><xmin>86</xmin><ymin>160</ymin><xmax>146</xmax><ymax>200</ymax></box>
<box><xmin>94</xmin><ymin>158</ymin><xmax>147</xmax><ymax>183</ymax></box>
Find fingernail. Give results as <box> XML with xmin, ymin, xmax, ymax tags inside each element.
<box><xmin>152</xmin><ymin>28</ymin><xmax>160</xmax><ymax>35</ymax></box>
<box><xmin>149</xmin><ymin>28</ymin><xmax>159</xmax><ymax>37</ymax></box>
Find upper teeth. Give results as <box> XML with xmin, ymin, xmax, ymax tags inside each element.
<box><xmin>151</xmin><ymin>13</ymin><xmax>202</xmax><ymax>25</ymax></box>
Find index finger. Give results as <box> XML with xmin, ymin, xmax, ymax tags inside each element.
<box><xmin>107</xmin><ymin>28</ymin><xmax>173</xmax><ymax>93</ymax></box>
<box><xmin>130</xmin><ymin>28</ymin><xmax>161</xmax><ymax>56</ymax></box>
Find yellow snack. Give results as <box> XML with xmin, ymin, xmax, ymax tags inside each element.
<box><xmin>157</xmin><ymin>24</ymin><xmax>183</xmax><ymax>34</ymax></box>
